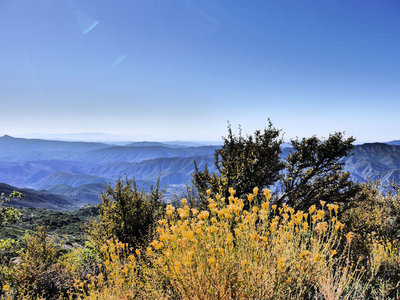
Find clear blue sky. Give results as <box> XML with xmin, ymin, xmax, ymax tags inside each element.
<box><xmin>1</xmin><ymin>0</ymin><xmax>399</xmax><ymax>143</ymax></box>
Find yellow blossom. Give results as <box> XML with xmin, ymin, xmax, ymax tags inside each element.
<box><xmin>208</xmin><ymin>257</ymin><xmax>216</xmax><ymax>266</ymax></box>
<box><xmin>263</xmin><ymin>188</ymin><xmax>271</xmax><ymax>200</ymax></box>
<box><xmin>315</xmin><ymin>222</ymin><xmax>328</xmax><ymax>233</ymax></box>
<box><xmin>247</xmin><ymin>194</ymin><xmax>254</xmax><ymax>203</ymax></box>
<box><xmin>314</xmin><ymin>253</ymin><xmax>322</xmax><ymax>262</ymax></box>
<box><xmin>277</xmin><ymin>258</ymin><xmax>284</xmax><ymax>271</ymax></box>
<box><xmin>261</xmin><ymin>201</ymin><xmax>269</xmax><ymax>210</ymax></box>
<box><xmin>302</xmin><ymin>222</ymin><xmax>309</xmax><ymax>230</ymax></box>
<box><xmin>253</xmin><ymin>187</ymin><xmax>259</xmax><ymax>195</ymax></box>
<box><xmin>300</xmin><ymin>250</ymin><xmax>311</xmax><ymax>259</ymax></box>
<box><xmin>166</xmin><ymin>204</ymin><xmax>175</xmax><ymax>217</ymax></box>
<box><xmin>345</xmin><ymin>232</ymin><xmax>355</xmax><ymax>243</ymax></box>
<box><xmin>335</xmin><ymin>222</ymin><xmax>344</xmax><ymax>231</ymax></box>
<box><xmin>316</xmin><ymin>210</ymin><xmax>325</xmax><ymax>219</ymax></box>
<box><xmin>198</xmin><ymin>211</ymin><xmax>210</xmax><ymax>220</ymax></box>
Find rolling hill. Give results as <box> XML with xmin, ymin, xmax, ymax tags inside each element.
<box><xmin>0</xmin><ymin>182</ymin><xmax>80</xmax><ymax>210</ymax></box>
<box><xmin>76</xmin><ymin>145</ymin><xmax>219</xmax><ymax>163</ymax></box>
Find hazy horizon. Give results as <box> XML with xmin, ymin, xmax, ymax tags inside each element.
<box><xmin>0</xmin><ymin>131</ymin><xmax>396</xmax><ymax>145</ymax></box>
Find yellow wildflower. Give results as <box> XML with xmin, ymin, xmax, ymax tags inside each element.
<box><xmin>277</xmin><ymin>258</ymin><xmax>284</xmax><ymax>271</ymax></box>
<box><xmin>300</xmin><ymin>250</ymin><xmax>311</xmax><ymax>259</ymax></box>
<box><xmin>302</xmin><ymin>222</ymin><xmax>309</xmax><ymax>230</ymax></box>
<box><xmin>198</xmin><ymin>211</ymin><xmax>210</xmax><ymax>220</ymax></box>
<box><xmin>345</xmin><ymin>232</ymin><xmax>355</xmax><ymax>243</ymax></box>
<box><xmin>208</xmin><ymin>257</ymin><xmax>216</xmax><ymax>266</ymax></box>
<box><xmin>315</xmin><ymin>222</ymin><xmax>328</xmax><ymax>233</ymax></box>
<box><xmin>261</xmin><ymin>201</ymin><xmax>269</xmax><ymax>210</ymax></box>
<box><xmin>263</xmin><ymin>188</ymin><xmax>270</xmax><ymax>199</ymax></box>
<box><xmin>247</xmin><ymin>194</ymin><xmax>254</xmax><ymax>203</ymax></box>
<box><xmin>253</xmin><ymin>187</ymin><xmax>259</xmax><ymax>195</ymax></box>
<box><xmin>335</xmin><ymin>221</ymin><xmax>344</xmax><ymax>231</ymax></box>
<box><xmin>314</xmin><ymin>253</ymin><xmax>322</xmax><ymax>262</ymax></box>
<box><xmin>166</xmin><ymin>204</ymin><xmax>175</xmax><ymax>217</ymax></box>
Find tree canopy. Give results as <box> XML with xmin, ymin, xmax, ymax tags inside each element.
<box><xmin>277</xmin><ymin>132</ymin><xmax>360</xmax><ymax>210</ymax></box>
<box><xmin>193</xmin><ymin>120</ymin><xmax>284</xmax><ymax>206</ymax></box>
<box><xmin>88</xmin><ymin>178</ymin><xmax>164</xmax><ymax>249</ymax></box>
<box><xmin>192</xmin><ymin>121</ymin><xmax>360</xmax><ymax>210</ymax></box>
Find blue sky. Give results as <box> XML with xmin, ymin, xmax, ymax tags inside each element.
<box><xmin>1</xmin><ymin>0</ymin><xmax>399</xmax><ymax>143</ymax></box>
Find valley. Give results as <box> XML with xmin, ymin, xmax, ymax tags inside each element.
<box><xmin>0</xmin><ymin>135</ymin><xmax>399</xmax><ymax>210</ymax></box>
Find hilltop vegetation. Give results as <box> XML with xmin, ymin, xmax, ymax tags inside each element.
<box><xmin>0</xmin><ymin>206</ymin><xmax>98</xmax><ymax>246</ymax></box>
<box><xmin>0</xmin><ymin>183</ymin><xmax>80</xmax><ymax>210</ymax></box>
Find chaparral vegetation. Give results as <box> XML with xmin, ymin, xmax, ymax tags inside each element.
<box><xmin>1</xmin><ymin>123</ymin><xmax>400</xmax><ymax>299</ymax></box>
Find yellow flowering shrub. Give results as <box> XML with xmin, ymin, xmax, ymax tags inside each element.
<box><xmin>143</xmin><ymin>193</ymin><xmax>363</xmax><ymax>299</ymax></box>
<box><xmin>70</xmin><ymin>189</ymin><xmax>400</xmax><ymax>299</ymax></box>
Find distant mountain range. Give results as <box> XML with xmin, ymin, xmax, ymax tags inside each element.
<box><xmin>0</xmin><ymin>135</ymin><xmax>399</xmax><ymax>210</ymax></box>
<box><xmin>343</xmin><ymin>143</ymin><xmax>400</xmax><ymax>184</ymax></box>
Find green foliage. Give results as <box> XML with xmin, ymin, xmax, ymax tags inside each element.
<box><xmin>0</xmin><ymin>191</ymin><xmax>22</xmax><ymax>227</ymax></box>
<box><xmin>278</xmin><ymin>132</ymin><xmax>360</xmax><ymax>210</ymax></box>
<box><xmin>339</xmin><ymin>181</ymin><xmax>400</xmax><ymax>298</ymax></box>
<box><xmin>193</xmin><ymin>122</ymin><xmax>360</xmax><ymax>211</ymax></box>
<box><xmin>193</xmin><ymin>120</ymin><xmax>284</xmax><ymax>207</ymax></box>
<box><xmin>11</xmin><ymin>226</ymin><xmax>70</xmax><ymax>299</ymax></box>
<box><xmin>0</xmin><ymin>206</ymin><xmax>99</xmax><ymax>246</ymax></box>
<box><xmin>88</xmin><ymin>178</ymin><xmax>164</xmax><ymax>250</ymax></box>
<box><xmin>0</xmin><ymin>191</ymin><xmax>22</xmax><ymax>297</ymax></box>
<box><xmin>59</xmin><ymin>245</ymin><xmax>101</xmax><ymax>283</ymax></box>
